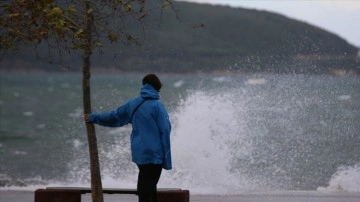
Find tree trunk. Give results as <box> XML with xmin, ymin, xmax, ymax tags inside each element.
<box><xmin>82</xmin><ymin>1</ymin><xmax>104</xmax><ymax>202</ymax></box>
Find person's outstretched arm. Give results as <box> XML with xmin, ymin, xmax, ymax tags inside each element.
<box><xmin>84</xmin><ymin>103</ymin><xmax>130</xmax><ymax>127</ymax></box>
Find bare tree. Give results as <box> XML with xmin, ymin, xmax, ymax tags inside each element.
<box><xmin>0</xmin><ymin>1</ymin><xmax>176</xmax><ymax>201</ymax></box>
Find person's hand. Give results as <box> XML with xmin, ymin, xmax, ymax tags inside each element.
<box><xmin>84</xmin><ymin>114</ymin><xmax>91</xmax><ymax>122</ymax></box>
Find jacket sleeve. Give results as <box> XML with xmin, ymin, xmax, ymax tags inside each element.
<box><xmin>88</xmin><ymin>103</ymin><xmax>130</xmax><ymax>127</ymax></box>
<box><xmin>157</xmin><ymin>103</ymin><xmax>172</xmax><ymax>170</ymax></box>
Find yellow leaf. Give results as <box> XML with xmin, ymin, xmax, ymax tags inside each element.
<box><xmin>74</xmin><ymin>29</ymin><xmax>85</xmax><ymax>40</ymax></box>
<box><xmin>8</xmin><ymin>13</ymin><xmax>20</xmax><ymax>18</ymax></box>
<box><xmin>67</xmin><ymin>5</ymin><xmax>77</xmax><ymax>13</ymax></box>
<box><xmin>51</xmin><ymin>7</ymin><xmax>63</xmax><ymax>16</ymax></box>
<box><xmin>108</xmin><ymin>32</ymin><xmax>119</xmax><ymax>43</ymax></box>
<box><xmin>95</xmin><ymin>42</ymin><xmax>103</xmax><ymax>47</ymax></box>
<box><xmin>125</xmin><ymin>5</ymin><xmax>132</xmax><ymax>13</ymax></box>
<box><xmin>162</xmin><ymin>1</ymin><xmax>171</xmax><ymax>9</ymax></box>
<box><xmin>69</xmin><ymin>44</ymin><xmax>78</xmax><ymax>49</ymax></box>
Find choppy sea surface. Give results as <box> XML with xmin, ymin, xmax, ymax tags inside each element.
<box><xmin>0</xmin><ymin>72</ymin><xmax>359</xmax><ymax>194</ymax></box>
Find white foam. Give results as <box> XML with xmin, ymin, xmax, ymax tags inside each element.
<box><xmin>68</xmin><ymin>108</ymin><xmax>82</xmax><ymax>118</ymax></box>
<box><xmin>36</xmin><ymin>124</ymin><xmax>46</xmax><ymax>129</ymax></box>
<box><xmin>318</xmin><ymin>164</ymin><xmax>360</xmax><ymax>192</ymax></box>
<box><xmin>13</xmin><ymin>150</ymin><xmax>27</xmax><ymax>155</ymax></box>
<box><xmin>72</xmin><ymin>139</ymin><xmax>84</xmax><ymax>149</ymax></box>
<box><xmin>245</xmin><ymin>78</ymin><xmax>267</xmax><ymax>85</ymax></box>
<box><xmin>157</xmin><ymin>90</ymin><xmax>255</xmax><ymax>194</ymax></box>
<box><xmin>173</xmin><ymin>80</ymin><xmax>185</xmax><ymax>88</ymax></box>
<box><xmin>47</xmin><ymin>87</ymin><xmax>54</xmax><ymax>92</ymax></box>
<box><xmin>23</xmin><ymin>111</ymin><xmax>34</xmax><ymax>117</ymax></box>
<box><xmin>76</xmin><ymin>89</ymin><xmax>260</xmax><ymax>194</ymax></box>
<box><xmin>60</xmin><ymin>83</ymin><xmax>70</xmax><ymax>88</ymax></box>
<box><xmin>337</xmin><ymin>95</ymin><xmax>351</xmax><ymax>100</ymax></box>
<box><xmin>67</xmin><ymin>91</ymin><xmax>230</xmax><ymax>191</ymax></box>
<box><xmin>212</xmin><ymin>76</ymin><xmax>229</xmax><ymax>82</ymax></box>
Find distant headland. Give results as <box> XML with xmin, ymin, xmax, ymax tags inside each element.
<box><xmin>1</xmin><ymin>1</ymin><xmax>359</xmax><ymax>75</ymax></box>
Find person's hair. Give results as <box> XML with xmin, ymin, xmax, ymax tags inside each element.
<box><xmin>142</xmin><ymin>74</ymin><xmax>162</xmax><ymax>92</ymax></box>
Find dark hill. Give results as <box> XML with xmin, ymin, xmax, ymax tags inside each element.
<box><xmin>1</xmin><ymin>1</ymin><xmax>359</xmax><ymax>74</ymax></box>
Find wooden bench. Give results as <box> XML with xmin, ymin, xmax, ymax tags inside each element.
<box><xmin>35</xmin><ymin>187</ymin><xmax>190</xmax><ymax>202</ymax></box>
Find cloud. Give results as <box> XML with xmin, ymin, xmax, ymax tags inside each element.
<box><xmin>317</xmin><ymin>0</ymin><xmax>360</xmax><ymax>10</ymax></box>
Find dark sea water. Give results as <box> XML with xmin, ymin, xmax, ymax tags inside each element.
<box><xmin>0</xmin><ymin>72</ymin><xmax>359</xmax><ymax>194</ymax></box>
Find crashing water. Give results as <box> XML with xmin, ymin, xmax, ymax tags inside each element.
<box><xmin>0</xmin><ymin>73</ymin><xmax>359</xmax><ymax>194</ymax></box>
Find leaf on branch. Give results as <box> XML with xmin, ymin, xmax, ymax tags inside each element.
<box><xmin>127</xmin><ymin>35</ymin><xmax>139</xmax><ymax>45</ymax></box>
<box><xmin>8</xmin><ymin>13</ymin><xmax>21</xmax><ymax>19</ymax></box>
<box><xmin>87</xmin><ymin>8</ymin><xmax>93</xmax><ymax>14</ymax></box>
<box><xmin>138</xmin><ymin>14</ymin><xmax>146</xmax><ymax>21</ymax></box>
<box><xmin>74</xmin><ymin>29</ymin><xmax>85</xmax><ymax>40</ymax></box>
<box><xmin>55</xmin><ymin>19</ymin><xmax>66</xmax><ymax>29</ymax></box>
<box><xmin>36</xmin><ymin>28</ymin><xmax>48</xmax><ymax>38</ymax></box>
<box><xmin>47</xmin><ymin>7</ymin><xmax>63</xmax><ymax>18</ymax></box>
<box><xmin>1</xmin><ymin>37</ymin><xmax>14</xmax><ymax>49</ymax></box>
<box><xmin>95</xmin><ymin>42</ymin><xmax>103</xmax><ymax>47</ymax></box>
<box><xmin>9</xmin><ymin>28</ymin><xmax>22</xmax><ymax>36</ymax></box>
<box><xmin>139</xmin><ymin>0</ymin><xmax>145</xmax><ymax>13</ymax></box>
<box><xmin>162</xmin><ymin>0</ymin><xmax>171</xmax><ymax>9</ymax></box>
<box><xmin>108</xmin><ymin>32</ymin><xmax>119</xmax><ymax>43</ymax></box>
<box><xmin>125</xmin><ymin>4</ymin><xmax>132</xmax><ymax>13</ymax></box>
<box><xmin>67</xmin><ymin>5</ymin><xmax>77</xmax><ymax>14</ymax></box>
<box><xmin>69</xmin><ymin>44</ymin><xmax>78</xmax><ymax>50</ymax></box>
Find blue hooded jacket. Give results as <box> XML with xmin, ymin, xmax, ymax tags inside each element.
<box><xmin>88</xmin><ymin>84</ymin><xmax>172</xmax><ymax>170</ymax></box>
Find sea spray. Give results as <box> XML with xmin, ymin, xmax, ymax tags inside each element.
<box><xmin>318</xmin><ymin>164</ymin><xmax>360</xmax><ymax>192</ymax></box>
<box><xmin>160</xmin><ymin>90</ymin><xmax>255</xmax><ymax>194</ymax></box>
<box><xmin>1</xmin><ymin>73</ymin><xmax>359</xmax><ymax>193</ymax></box>
<box><xmin>65</xmin><ymin>88</ymin><xmax>259</xmax><ymax>194</ymax></box>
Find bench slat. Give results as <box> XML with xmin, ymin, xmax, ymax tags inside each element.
<box><xmin>46</xmin><ymin>187</ymin><xmax>181</xmax><ymax>194</ymax></box>
<box><xmin>37</xmin><ymin>188</ymin><xmax>190</xmax><ymax>202</ymax></box>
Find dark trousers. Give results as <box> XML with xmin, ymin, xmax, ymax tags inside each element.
<box><xmin>137</xmin><ymin>164</ymin><xmax>163</xmax><ymax>202</ymax></box>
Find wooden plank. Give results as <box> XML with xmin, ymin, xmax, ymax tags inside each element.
<box><xmin>46</xmin><ymin>187</ymin><xmax>181</xmax><ymax>194</ymax></box>
<box><xmin>46</xmin><ymin>187</ymin><xmax>135</xmax><ymax>194</ymax></box>
<box><xmin>35</xmin><ymin>189</ymin><xmax>81</xmax><ymax>202</ymax></box>
<box><xmin>39</xmin><ymin>188</ymin><xmax>190</xmax><ymax>202</ymax></box>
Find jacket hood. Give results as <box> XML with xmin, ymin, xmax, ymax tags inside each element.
<box><xmin>140</xmin><ymin>84</ymin><xmax>160</xmax><ymax>99</ymax></box>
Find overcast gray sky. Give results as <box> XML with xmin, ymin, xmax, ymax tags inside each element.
<box><xmin>177</xmin><ymin>0</ymin><xmax>360</xmax><ymax>48</ymax></box>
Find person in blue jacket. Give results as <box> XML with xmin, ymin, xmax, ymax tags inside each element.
<box><xmin>85</xmin><ymin>74</ymin><xmax>172</xmax><ymax>202</ymax></box>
